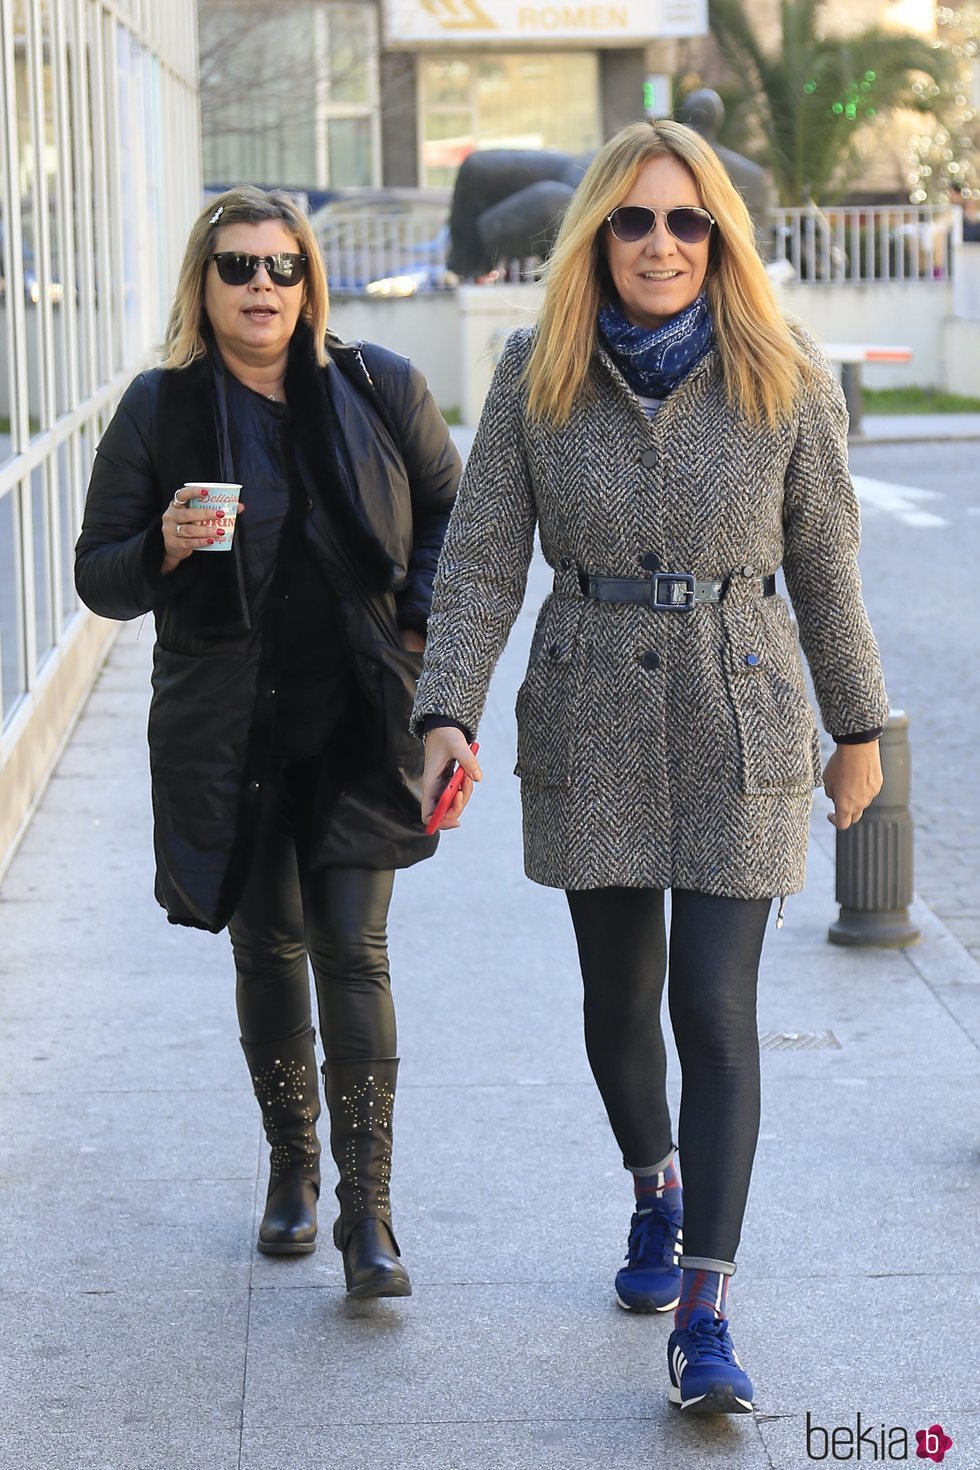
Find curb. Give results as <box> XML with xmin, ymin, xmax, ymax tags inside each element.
<box><xmin>906</xmin><ymin>895</ymin><xmax>980</xmax><ymax>989</ymax></box>
<box><xmin>850</xmin><ymin>430</ymin><xmax>980</xmax><ymax>445</ymax></box>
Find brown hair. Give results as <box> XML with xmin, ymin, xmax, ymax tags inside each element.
<box><xmin>162</xmin><ymin>185</ymin><xmax>330</xmax><ymax>368</ymax></box>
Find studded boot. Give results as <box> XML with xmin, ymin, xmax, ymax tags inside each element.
<box><xmin>240</xmin><ymin>1028</ymin><xmax>321</xmax><ymax>1256</ymax></box>
<box><xmin>321</xmin><ymin>1056</ymin><xmax>412</xmax><ymax>1299</ymax></box>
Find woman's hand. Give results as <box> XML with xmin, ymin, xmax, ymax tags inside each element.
<box><xmin>822</xmin><ymin>742</ymin><xmax>883</xmax><ymax>830</ymax></box>
<box><xmin>160</xmin><ymin>489</ymin><xmax>245</xmax><ymax>574</ymax></box>
<box><xmin>421</xmin><ymin>726</ymin><xmax>482</xmax><ymax>831</ymax></box>
<box><xmin>400</xmin><ymin>628</ymin><xmax>426</xmax><ymax>654</ymax></box>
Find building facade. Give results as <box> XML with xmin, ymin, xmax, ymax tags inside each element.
<box><xmin>198</xmin><ymin>0</ymin><xmax>707</xmax><ymax>192</ymax></box>
<box><xmin>0</xmin><ymin>0</ymin><xmax>201</xmax><ymax>870</ymax></box>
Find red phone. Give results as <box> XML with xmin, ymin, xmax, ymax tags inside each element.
<box><xmin>425</xmin><ymin>742</ymin><xmax>479</xmax><ymax>836</ymax></box>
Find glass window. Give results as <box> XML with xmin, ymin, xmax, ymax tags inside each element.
<box><xmin>40</xmin><ymin>0</ymin><xmax>71</xmax><ymax>418</ymax></box>
<box><xmin>66</xmin><ymin>24</ymin><xmax>96</xmax><ymax>400</ymax></box>
<box><xmin>116</xmin><ymin>23</ymin><xmax>146</xmax><ymax>366</ymax></box>
<box><xmin>0</xmin><ymin>168</ymin><xmax>10</xmax><ymax>467</ymax></box>
<box><xmin>420</xmin><ymin>52</ymin><xmax>600</xmax><ymax>189</ymax></box>
<box><xmin>425</xmin><ymin>59</ymin><xmax>471</xmax><ymax>108</ymax></box>
<box><xmin>31</xmin><ymin>461</ymin><xmax>53</xmax><ymax>664</ymax></box>
<box><xmin>0</xmin><ymin>489</ymin><xmax>27</xmax><ymax>722</ymax></box>
<box><xmin>82</xmin><ymin>25</ymin><xmax>110</xmax><ymax>388</ymax></box>
<box><xmin>58</xmin><ymin>438</ymin><xmax>77</xmax><ymax>630</ymax></box>
<box><xmin>198</xmin><ymin>0</ymin><xmax>378</xmax><ymax>189</ymax></box>
<box><xmin>326</xmin><ymin>7</ymin><xmax>372</xmax><ymax>105</ymax></box>
<box><xmin>13</xmin><ymin>0</ymin><xmax>43</xmax><ymax>436</ymax></box>
<box><xmin>328</xmin><ymin>118</ymin><xmax>373</xmax><ymax>188</ymax></box>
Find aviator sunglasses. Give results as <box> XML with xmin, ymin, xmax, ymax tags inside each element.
<box><xmin>606</xmin><ymin>205</ymin><xmax>715</xmax><ymax>245</ymax></box>
<box><xmin>208</xmin><ymin>251</ymin><xmax>309</xmax><ymax>287</ymax></box>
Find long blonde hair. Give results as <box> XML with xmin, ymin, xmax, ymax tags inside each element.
<box><xmin>527</xmin><ymin>120</ymin><xmax>811</xmax><ymax>426</ymax></box>
<box><xmin>162</xmin><ymin>186</ymin><xmax>330</xmax><ymax>368</ymax></box>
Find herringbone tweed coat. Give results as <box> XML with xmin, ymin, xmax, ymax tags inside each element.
<box><xmin>411</xmin><ymin>325</ymin><xmax>888</xmax><ymax>898</ymax></box>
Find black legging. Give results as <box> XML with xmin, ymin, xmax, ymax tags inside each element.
<box><xmin>565</xmin><ymin>887</ymin><xmax>771</xmax><ymax>1265</ymax></box>
<box><xmin>229</xmin><ymin>760</ymin><xmax>396</xmax><ymax>1059</ymax></box>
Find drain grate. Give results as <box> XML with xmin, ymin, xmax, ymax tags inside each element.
<box><xmin>758</xmin><ymin>1030</ymin><xmax>842</xmax><ymax>1051</ymax></box>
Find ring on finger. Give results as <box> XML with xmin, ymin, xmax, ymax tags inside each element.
<box><xmin>171</xmin><ymin>493</ymin><xmax>184</xmax><ymax>507</ymax></box>
<box><xmin>176</xmin><ymin>523</ymin><xmax>184</xmax><ymax>536</ymax></box>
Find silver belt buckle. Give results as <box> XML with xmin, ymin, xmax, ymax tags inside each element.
<box><xmin>652</xmin><ymin>573</ymin><xmax>696</xmax><ymax>610</ymax></box>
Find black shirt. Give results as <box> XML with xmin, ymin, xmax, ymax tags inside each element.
<box><xmin>225</xmin><ymin>373</ymin><xmax>353</xmax><ymax>763</ymax></box>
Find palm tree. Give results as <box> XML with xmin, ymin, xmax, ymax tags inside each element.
<box><xmin>707</xmin><ymin>0</ymin><xmax>954</xmax><ymax>203</ymax></box>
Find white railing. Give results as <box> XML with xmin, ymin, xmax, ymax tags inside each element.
<box><xmin>315</xmin><ymin>209</ymin><xmax>451</xmax><ymax>294</ymax></box>
<box><xmin>769</xmin><ymin>205</ymin><xmax>955</xmax><ymax>284</ymax></box>
<box><xmin>313</xmin><ymin>201</ymin><xmax>963</xmax><ymax>291</ymax></box>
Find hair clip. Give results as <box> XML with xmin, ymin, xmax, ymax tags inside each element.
<box><xmin>208</xmin><ymin>204</ymin><xmax>224</xmax><ymax>225</ymax></box>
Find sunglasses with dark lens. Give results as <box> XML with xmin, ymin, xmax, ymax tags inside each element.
<box><xmin>606</xmin><ymin>206</ymin><xmax>715</xmax><ymax>245</ymax></box>
<box><xmin>208</xmin><ymin>251</ymin><xmax>309</xmax><ymax>287</ymax></box>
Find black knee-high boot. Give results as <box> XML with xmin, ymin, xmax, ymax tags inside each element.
<box><xmin>321</xmin><ymin>1056</ymin><xmax>411</xmax><ymax>1298</ymax></box>
<box><xmin>240</xmin><ymin>1029</ymin><xmax>321</xmax><ymax>1255</ymax></box>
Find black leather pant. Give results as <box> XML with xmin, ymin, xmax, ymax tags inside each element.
<box><xmin>565</xmin><ymin>887</ymin><xmax>771</xmax><ymax>1265</ymax></box>
<box><xmin>229</xmin><ymin>760</ymin><xmax>396</xmax><ymax>1059</ymax></box>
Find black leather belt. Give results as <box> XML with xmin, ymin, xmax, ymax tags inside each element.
<box><xmin>579</xmin><ymin>569</ymin><xmax>776</xmax><ymax>610</ymax></box>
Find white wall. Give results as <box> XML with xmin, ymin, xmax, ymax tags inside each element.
<box><xmin>772</xmin><ymin>281</ymin><xmax>951</xmax><ymax>388</ymax></box>
<box><xmin>951</xmin><ymin>244</ymin><xmax>980</xmax><ymax>322</ymax></box>
<box><xmin>328</xmin><ymin>294</ymin><xmax>463</xmax><ymax>417</ymax></box>
<box><xmin>943</xmin><ymin>321</ymin><xmax>980</xmax><ymax>398</ymax></box>
<box><xmin>327</xmin><ymin>276</ymin><xmax>980</xmax><ymax>425</ymax></box>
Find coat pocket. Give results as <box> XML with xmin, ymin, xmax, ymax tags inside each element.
<box><xmin>375</xmin><ymin>642</ymin><xmax>426</xmax><ymax>789</ymax></box>
<box><xmin>721</xmin><ymin>599</ymin><xmax>821</xmax><ymax>796</ymax></box>
<box><xmin>513</xmin><ymin>597</ymin><xmax>585</xmax><ymax>787</ymax></box>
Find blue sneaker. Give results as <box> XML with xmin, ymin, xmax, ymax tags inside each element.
<box><xmin>614</xmin><ymin>1207</ymin><xmax>682</xmax><ymax>1313</ymax></box>
<box><xmin>667</xmin><ymin>1309</ymin><xmax>754</xmax><ymax>1413</ymax></box>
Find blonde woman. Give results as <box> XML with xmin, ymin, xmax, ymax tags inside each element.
<box><xmin>414</xmin><ymin>121</ymin><xmax>886</xmax><ymax>1411</ymax></box>
<box><xmin>76</xmin><ymin>187</ymin><xmax>460</xmax><ymax>1296</ymax></box>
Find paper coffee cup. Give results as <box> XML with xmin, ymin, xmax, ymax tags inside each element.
<box><xmin>183</xmin><ymin>482</ymin><xmax>242</xmax><ymax>551</ymax></box>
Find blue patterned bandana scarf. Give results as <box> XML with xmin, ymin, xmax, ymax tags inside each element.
<box><xmin>598</xmin><ymin>292</ymin><xmax>714</xmax><ymax>399</ymax></box>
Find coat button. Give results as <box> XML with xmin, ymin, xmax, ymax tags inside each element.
<box><xmin>745</xmin><ymin>652</ymin><xmax>761</xmax><ymax>667</ymax></box>
<box><xmin>364</xmin><ymin>659</ymin><xmax>379</xmax><ymax>675</ymax></box>
<box><xmin>248</xmin><ymin>780</ymin><xmax>261</xmax><ymax>792</ymax></box>
<box><xmin>741</xmin><ymin>563</ymin><xmax>756</xmax><ymax>577</ymax></box>
<box><xmin>306</xmin><ymin>497</ymin><xmax>313</xmax><ymax>512</ymax></box>
<box><xmin>640</xmin><ymin>650</ymin><xmax>661</xmax><ymax>671</ymax></box>
<box><xmin>640</xmin><ymin>448</ymin><xmax>657</xmax><ymax>468</ymax></box>
<box><xmin>548</xmin><ymin>642</ymin><xmax>560</xmax><ymax>659</ymax></box>
<box><xmin>559</xmin><ymin>555</ymin><xmax>574</xmax><ymax>570</ymax></box>
<box><xmin>640</xmin><ymin>551</ymin><xmax>662</xmax><ymax>572</ymax></box>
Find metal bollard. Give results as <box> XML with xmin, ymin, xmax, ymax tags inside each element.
<box><xmin>828</xmin><ymin>709</ymin><xmax>921</xmax><ymax>947</ymax></box>
<box><xmin>841</xmin><ymin>362</ymin><xmax>864</xmax><ymax>437</ymax></box>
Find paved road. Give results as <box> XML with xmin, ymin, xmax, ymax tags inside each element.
<box><xmin>847</xmin><ymin>441</ymin><xmax>980</xmax><ymax>961</ymax></box>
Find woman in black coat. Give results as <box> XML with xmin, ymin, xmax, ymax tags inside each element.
<box><xmin>75</xmin><ymin>186</ymin><xmax>460</xmax><ymax>1296</ymax></box>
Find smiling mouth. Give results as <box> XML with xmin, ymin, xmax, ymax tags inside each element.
<box><xmin>640</xmin><ymin>270</ymin><xmax>681</xmax><ymax>281</ymax></box>
<box><xmin>243</xmin><ymin>307</ymin><xmax>278</xmax><ymax>318</ymax></box>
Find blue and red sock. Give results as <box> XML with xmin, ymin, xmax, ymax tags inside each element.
<box><xmin>675</xmin><ymin>1266</ymin><xmax>730</xmax><ymax>1327</ymax></box>
<box><xmin>632</xmin><ymin>1155</ymin><xmax>682</xmax><ymax>1216</ymax></box>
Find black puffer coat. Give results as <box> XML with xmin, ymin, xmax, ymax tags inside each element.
<box><xmin>75</xmin><ymin>326</ymin><xmax>460</xmax><ymax>932</ymax></box>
